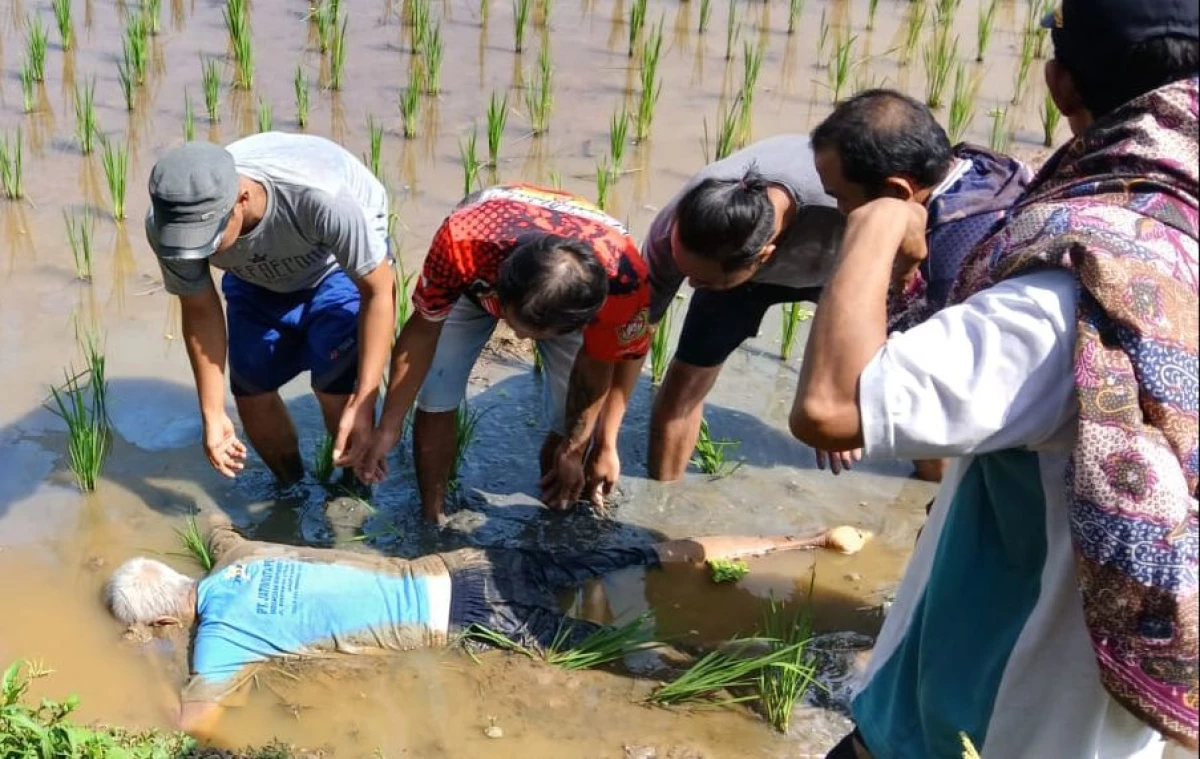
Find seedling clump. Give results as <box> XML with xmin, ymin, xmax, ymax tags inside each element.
<box><xmin>708</xmin><ymin>558</ymin><xmax>749</xmax><ymax>583</ymax></box>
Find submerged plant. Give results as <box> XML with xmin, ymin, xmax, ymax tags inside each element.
<box><xmin>975</xmin><ymin>0</ymin><xmax>998</xmax><ymax>62</ymax></box>
<box><xmin>100</xmin><ymin>136</ymin><xmax>129</xmax><ymax>220</ymax></box>
<box><xmin>64</xmin><ymin>207</ymin><xmax>96</xmax><ymax>281</ymax></box>
<box><xmin>202</xmin><ymin>57</ymin><xmax>221</xmax><ymax>123</ymax></box>
<box><xmin>513</xmin><ymin>0</ymin><xmax>531</xmax><ymax>52</ymax></box>
<box><xmin>779</xmin><ymin>301</ymin><xmax>813</xmax><ymax>361</ymax></box>
<box><xmin>628</xmin><ymin>0</ymin><xmax>648</xmax><ymax>57</ymax></box>
<box><xmin>257</xmin><ymin>97</ymin><xmax>272</xmax><ymax>132</ymax></box>
<box><xmin>923</xmin><ymin>28</ymin><xmax>958</xmax><ymax>109</ymax></box>
<box><xmin>26</xmin><ymin>15</ymin><xmax>49</xmax><ymax>83</ymax></box>
<box><xmin>900</xmin><ymin>1</ymin><xmax>926</xmax><ymax>66</ymax></box>
<box><xmin>175</xmin><ymin>513</ymin><xmax>215</xmax><ymax>570</ymax></box>
<box><xmin>0</xmin><ymin>130</ymin><xmax>24</xmax><ymax>201</ymax></box>
<box><xmin>947</xmin><ymin>62</ymin><xmax>979</xmax><ymax>142</ymax></box>
<box><xmin>1040</xmin><ymin>89</ymin><xmax>1062</xmax><ymax>147</ymax></box>
<box><xmin>366</xmin><ymin>114</ymin><xmax>383</xmax><ymax>179</ymax></box>
<box><xmin>19</xmin><ymin>62</ymin><xmax>35</xmax><ymax>114</ymax></box>
<box><xmin>692</xmin><ymin>418</ymin><xmax>740</xmax><ymax>477</ymax></box>
<box><xmin>486</xmin><ymin>91</ymin><xmax>508</xmax><ymax>167</ymax></box>
<box><xmin>408</xmin><ymin>0</ymin><xmax>432</xmax><ymax>52</ymax></box>
<box><xmin>460</xmin><ymin>126</ymin><xmax>482</xmax><ymax>196</ymax></box>
<box><xmin>294</xmin><ymin>65</ymin><xmax>310</xmax><ymax>128</ymax></box>
<box><xmin>52</xmin><ymin>0</ymin><xmax>73</xmax><ymax>51</ymax></box>
<box><xmin>786</xmin><ymin>0</ymin><xmax>803</xmax><ymax>35</ymax></box>
<box><xmin>312</xmin><ymin>433</ymin><xmax>335</xmax><ymax>484</ymax></box>
<box><xmin>329</xmin><ymin>13</ymin><xmax>348</xmax><ymax>90</ymax></box>
<box><xmin>609</xmin><ymin>105</ymin><xmax>629</xmax><ymax>170</ymax></box>
<box><xmin>708</xmin><ymin>558</ymin><xmax>749</xmax><ymax>584</ymax></box>
<box><xmin>828</xmin><ymin>32</ymin><xmax>856</xmax><ymax>104</ymax></box>
<box><xmin>449</xmin><ymin>402</ymin><xmax>485</xmax><ymax>488</ymax></box>
<box><xmin>757</xmin><ymin>598</ymin><xmax>818</xmax><ymax>733</ymax></box>
<box><xmin>634</xmin><ymin>21</ymin><xmax>664</xmax><ymax>143</ymax></box>
<box><xmin>117</xmin><ymin>56</ymin><xmax>136</xmax><ymax>111</ymax></box>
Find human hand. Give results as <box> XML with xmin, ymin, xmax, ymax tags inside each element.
<box><xmin>585</xmin><ymin>444</ymin><xmax>621</xmax><ymax>510</ymax></box>
<box><xmin>354</xmin><ymin>425</ymin><xmax>400</xmax><ymax>484</ymax></box>
<box><xmin>202</xmin><ymin>413</ymin><xmax>247</xmax><ymax>478</ymax></box>
<box><xmin>540</xmin><ymin>449</ymin><xmax>586</xmax><ymax>511</ymax></box>
<box><xmin>815</xmin><ymin>447</ymin><xmax>862</xmax><ymax>475</ymax></box>
<box><xmin>332</xmin><ymin>396</ymin><xmax>376</xmax><ymax>469</ymax></box>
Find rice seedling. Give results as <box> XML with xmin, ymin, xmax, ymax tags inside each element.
<box><xmin>988</xmin><ymin>107</ymin><xmax>1010</xmax><ymax>152</ymax></box>
<box><xmin>609</xmin><ymin>105</ymin><xmax>629</xmax><ymax>170</ymax></box>
<box><xmin>649</xmin><ymin>297</ymin><xmax>677</xmax><ymax>384</ymax></box>
<box><xmin>513</xmin><ymin>0</ymin><xmax>531</xmax><ymax>53</ymax></box>
<box><xmin>779</xmin><ymin>301</ymin><xmax>812</xmax><ymax>360</ymax></box>
<box><xmin>692</xmin><ymin>418</ymin><xmax>740</xmax><ymax>477</ymax></box>
<box><xmin>934</xmin><ymin>0</ymin><xmax>961</xmax><ymax>29</ymax></box>
<box><xmin>409</xmin><ymin>0</ymin><xmax>431</xmax><ymax>53</ymax></box>
<box><xmin>64</xmin><ymin>208</ymin><xmax>96</xmax><ymax>281</ymax></box>
<box><xmin>724</xmin><ymin>0</ymin><xmax>739</xmax><ymax>62</ymax></box>
<box><xmin>313</xmin><ymin>0</ymin><xmax>335</xmax><ymax>52</ymax></box>
<box><xmin>524</xmin><ymin>45</ymin><xmax>553</xmax><ymax>135</ymax></box>
<box><xmin>294</xmin><ymin>66</ymin><xmax>310</xmax><ymax>128</ymax></box>
<box><xmin>329</xmin><ymin>13</ymin><xmax>348</xmax><ymax>91</ymax></box>
<box><xmin>47</xmin><ymin>362</ymin><xmax>109</xmax><ymax>493</ymax></box>
<box><xmin>595</xmin><ymin>157</ymin><xmax>614</xmax><ymax>210</ymax></box>
<box><xmin>628</xmin><ymin>0</ymin><xmax>648</xmax><ymax>57</ymax></box>
<box><xmin>634</xmin><ymin>21</ymin><xmax>664</xmax><ymax>143</ymax></box>
<box><xmin>646</xmin><ymin>636</ymin><xmax>810</xmax><ymax>706</ymax></box>
<box><xmin>698</xmin><ymin>0</ymin><xmax>712</xmax><ymax>32</ymax></box>
<box><xmin>900</xmin><ymin>1</ymin><xmax>926</xmax><ymax>66</ymax></box>
<box><xmin>19</xmin><ymin>62</ymin><xmax>36</xmax><ymax>114</ymax></box>
<box><xmin>975</xmin><ymin>0</ymin><xmax>998</xmax><ymax>62</ymax></box>
<box><xmin>183</xmin><ymin>90</ymin><xmax>195</xmax><ymax>141</ymax></box>
<box><xmin>399</xmin><ymin>64</ymin><xmax>423</xmax><ymax>139</ymax></box>
<box><xmin>866</xmin><ymin>0</ymin><xmax>881</xmax><ymax>29</ymax></box>
<box><xmin>549</xmin><ymin>170</ymin><xmax>563</xmax><ymax>189</ymax></box>
<box><xmin>423</xmin><ymin>21</ymin><xmax>444</xmax><ymax>95</ymax></box>
<box><xmin>257</xmin><ymin>97</ymin><xmax>272</xmax><ymax>132</ymax></box>
<box><xmin>449</xmin><ymin>402</ymin><xmax>485</xmax><ymax>488</ymax></box>
<box><xmin>224</xmin><ymin>0</ymin><xmax>253</xmax><ymax>89</ymax></box>
<box><xmin>486</xmin><ymin>91</ymin><xmax>508</xmax><ymax>167</ymax></box>
<box><xmin>1013</xmin><ymin>29</ymin><xmax>1036</xmax><ymax>103</ymax></box>
<box><xmin>0</xmin><ymin>130</ymin><xmax>24</xmax><ymax>200</ymax></box>
<box><xmin>536</xmin><ymin>0</ymin><xmax>551</xmax><ymax>27</ymax></box>
<box><xmin>365</xmin><ymin>114</ymin><xmax>384</xmax><ymax>179</ymax></box>
<box><xmin>460</xmin><ymin>126</ymin><xmax>482</xmax><ymax>196</ymax></box>
<box><xmin>175</xmin><ymin>513</ymin><xmax>215</xmax><ymax>570</ymax></box>
<box><xmin>708</xmin><ymin>558</ymin><xmax>749</xmax><ymax>583</ymax></box>
<box><xmin>827</xmin><ymin>32</ymin><xmax>856</xmax><ymax>104</ymax></box>
<box><xmin>947</xmin><ymin>62</ymin><xmax>979</xmax><ymax>142</ymax></box>
<box><xmin>737</xmin><ymin>39</ymin><xmax>764</xmax><ymax>140</ymax></box>
<box><xmin>815</xmin><ymin>9</ymin><xmax>828</xmax><ymax>63</ymax></box>
<box><xmin>1040</xmin><ymin>89</ymin><xmax>1062</xmax><ymax>147</ymax></box>
<box><xmin>923</xmin><ymin>28</ymin><xmax>958</xmax><ymax>109</ymax></box>
<box><xmin>312</xmin><ymin>433</ymin><xmax>335</xmax><ymax>484</ymax></box>
<box><xmin>123</xmin><ymin>11</ymin><xmax>149</xmax><ymax>84</ymax></box>
<box><xmin>544</xmin><ymin>613</ymin><xmax>656</xmax><ymax>670</ymax></box>
<box><xmin>26</xmin><ymin>15</ymin><xmax>49</xmax><ymax>83</ymax></box>
<box><xmin>100</xmin><ymin>136</ymin><xmax>129</xmax><ymax>220</ymax></box>
<box><xmin>52</xmin><ymin>0</ymin><xmax>73</xmax><ymax>51</ymax></box>
<box><xmin>701</xmin><ymin>99</ymin><xmax>740</xmax><ymax>163</ymax></box>
<box><xmin>117</xmin><ymin>56</ymin><xmax>135</xmax><ymax>111</ymax></box>
<box><xmin>78</xmin><ymin>326</ymin><xmax>108</xmax><ymax>423</ymax></box>
<box><xmin>786</xmin><ymin>0</ymin><xmax>803</xmax><ymax>35</ymax></box>
<box><xmin>202</xmin><ymin>57</ymin><xmax>221</xmax><ymax>123</ymax></box>
<box><xmin>394</xmin><ymin>260</ymin><xmax>416</xmax><ymax>335</ymax></box>
<box><xmin>757</xmin><ymin>598</ymin><xmax>818</xmax><ymax>733</ymax></box>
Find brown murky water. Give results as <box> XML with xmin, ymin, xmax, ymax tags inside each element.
<box><xmin>0</xmin><ymin>0</ymin><xmax>1057</xmax><ymax>754</ymax></box>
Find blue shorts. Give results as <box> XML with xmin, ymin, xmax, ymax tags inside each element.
<box><xmin>222</xmin><ymin>271</ymin><xmax>360</xmax><ymax>397</ymax></box>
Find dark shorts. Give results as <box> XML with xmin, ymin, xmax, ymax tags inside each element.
<box><xmin>675</xmin><ymin>282</ymin><xmax>823</xmax><ymax>368</ymax></box>
<box><xmin>222</xmin><ymin>271</ymin><xmax>360</xmax><ymax>397</ymax></box>
<box><xmin>824</xmin><ymin>729</ymin><xmax>870</xmax><ymax>759</ymax></box>
<box><xmin>442</xmin><ymin>545</ymin><xmax>661</xmax><ymax>649</ymax></box>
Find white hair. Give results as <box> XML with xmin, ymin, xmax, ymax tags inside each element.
<box><xmin>104</xmin><ymin>557</ymin><xmax>195</xmax><ymax>625</ymax></box>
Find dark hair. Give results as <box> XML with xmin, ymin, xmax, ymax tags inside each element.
<box><xmin>496</xmin><ymin>234</ymin><xmax>608</xmax><ymax>334</ymax></box>
<box><xmin>674</xmin><ymin>167</ymin><xmax>776</xmax><ymax>272</ymax></box>
<box><xmin>810</xmin><ymin>89</ymin><xmax>954</xmax><ymax>196</ymax></box>
<box><xmin>1058</xmin><ymin>36</ymin><xmax>1199</xmax><ymax>118</ymax></box>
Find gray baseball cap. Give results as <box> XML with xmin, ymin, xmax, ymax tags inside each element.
<box><xmin>146</xmin><ymin>141</ymin><xmax>240</xmax><ymax>260</ymax></box>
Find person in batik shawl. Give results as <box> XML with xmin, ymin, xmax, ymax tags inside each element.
<box><xmin>790</xmin><ymin>0</ymin><xmax>1199</xmax><ymax>756</ymax></box>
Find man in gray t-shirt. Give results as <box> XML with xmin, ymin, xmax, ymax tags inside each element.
<box><xmin>144</xmin><ymin>133</ymin><xmax>394</xmax><ymax>485</ymax></box>
<box><xmin>586</xmin><ymin>135</ymin><xmax>845</xmax><ymax>490</ymax></box>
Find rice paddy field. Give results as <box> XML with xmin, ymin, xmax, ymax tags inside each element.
<box><xmin>0</xmin><ymin>0</ymin><xmax>1059</xmax><ymax>754</ymax></box>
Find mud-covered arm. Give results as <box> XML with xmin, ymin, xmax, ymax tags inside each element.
<box><xmin>205</xmin><ymin>513</ymin><xmax>246</xmax><ymax>563</ymax></box>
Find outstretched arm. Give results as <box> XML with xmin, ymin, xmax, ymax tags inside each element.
<box><xmin>653</xmin><ymin>526</ymin><xmax>872</xmax><ymax>564</ymax></box>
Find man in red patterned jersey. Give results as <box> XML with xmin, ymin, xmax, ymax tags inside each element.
<box><xmin>346</xmin><ymin>185</ymin><xmax>651</xmax><ymax>523</ymax></box>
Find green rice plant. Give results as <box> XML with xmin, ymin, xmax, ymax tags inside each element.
<box><xmin>460</xmin><ymin>126</ymin><xmax>482</xmax><ymax>196</ymax></box>
<box><xmin>366</xmin><ymin>113</ymin><xmax>383</xmax><ymax>179</ymax></box>
<box><xmin>699</xmin><ymin>0</ymin><xmax>712</xmax><ymax>33</ymax></box>
<box><xmin>183</xmin><ymin>89</ymin><xmax>195</xmax><ymax>141</ymax></box>
<box><xmin>100</xmin><ymin>136</ymin><xmax>129</xmax><ymax>220</ymax></box>
<box><xmin>423</xmin><ymin>21</ymin><xmax>444</xmax><ymax>95</ymax></box>
<box><xmin>224</xmin><ymin>0</ymin><xmax>253</xmax><ymax>89</ymax></box>
<box><xmin>78</xmin><ymin>326</ymin><xmax>108</xmax><ymax>424</ymax></box>
<box><xmin>313</xmin><ymin>0</ymin><xmax>335</xmax><ymax>52</ymax></box>
<box><xmin>549</xmin><ymin>170</ymin><xmax>563</xmax><ymax>189</ymax></box>
<box><xmin>947</xmin><ymin>61</ymin><xmax>979</xmax><ymax>142</ymax></box>
<box><xmin>64</xmin><ymin>207</ymin><xmax>96</xmax><ymax>281</ymax></box>
<box><xmin>634</xmin><ymin>21</ymin><xmax>664</xmax><ymax>143</ymax></box>
<box><xmin>19</xmin><ymin>61</ymin><xmax>36</xmax><ymax>114</ymax></box>
<box><xmin>202</xmin><ymin>57</ymin><xmax>221</xmax><ymax>123</ymax></box>
<box><xmin>174</xmin><ymin>513</ymin><xmax>215</xmax><ymax>570</ymax></box>
<box><xmin>329</xmin><ymin>13</ymin><xmax>348</xmax><ymax>91</ymax></box>
<box><xmin>409</xmin><ymin>0</ymin><xmax>431</xmax><ymax>53</ymax></box>
<box><xmin>724</xmin><ymin>0</ymin><xmax>739</xmax><ymax>62</ymax></box>
<box><xmin>26</xmin><ymin>15</ymin><xmax>49</xmax><ymax>83</ymax></box>
<box><xmin>143</xmin><ymin>0</ymin><xmax>163</xmax><ymax>34</ymax></box>
<box><xmin>312</xmin><ymin>433</ymin><xmax>335</xmax><ymax>484</ymax></box>
<box><xmin>702</xmin><ymin>99</ymin><xmax>740</xmax><ymax>163</ymax></box>
<box><xmin>513</xmin><ymin>0</ymin><xmax>531</xmax><ymax>52</ymax></box>
<box><xmin>646</xmin><ymin>636</ymin><xmax>810</xmax><ymax>706</ymax></box>
<box><xmin>756</xmin><ymin>598</ymin><xmax>818</xmax><ymax>733</ymax></box>
<box><xmin>524</xmin><ymin>45</ymin><xmax>553</xmax><ymax>135</ymax></box>
<box><xmin>123</xmin><ymin>11</ymin><xmax>149</xmax><ymax>84</ymax></box>
<box><xmin>692</xmin><ymin>418</ymin><xmax>740</xmax><ymax>477</ymax></box>
<box><xmin>900</xmin><ymin>1</ymin><xmax>926</xmax><ymax>66</ymax></box>
<box><xmin>486</xmin><ymin>91</ymin><xmax>508</xmax><ymax>167</ymax></box>
<box><xmin>294</xmin><ymin>65</ymin><xmax>310</xmax><ymax>128</ymax></box>
<box><xmin>1040</xmin><ymin>89</ymin><xmax>1062</xmax><ymax>147</ymax></box>
<box><xmin>536</xmin><ymin>0</ymin><xmax>551</xmax><ymax>27</ymax></box>
<box><xmin>827</xmin><ymin>32</ymin><xmax>856</xmax><ymax>104</ymax></box>
<box><xmin>52</xmin><ymin>0</ymin><xmax>73</xmax><ymax>51</ymax></box>
<box><xmin>595</xmin><ymin>157</ymin><xmax>614</xmax><ymax>210</ymax></box>
<box><xmin>47</xmin><ymin>366</ymin><xmax>108</xmax><ymax>493</ymax></box>
<box><xmin>649</xmin><ymin>298</ymin><xmax>677</xmax><ymax>384</ymax></box>
<box><xmin>1013</xmin><ymin>29</ymin><xmax>1036</xmax><ymax>103</ymax></box>
<box><xmin>866</xmin><ymin>0</ymin><xmax>879</xmax><ymax>30</ymax></box>
<box><xmin>117</xmin><ymin>55</ymin><xmax>135</xmax><ymax>111</ymax></box>
<box><xmin>0</xmin><ymin>130</ymin><xmax>24</xmax><ymax>200</ymax></box>
<box><xmin>786</xmin><ymin>0</ymin><xmax>803</xmax><ymax>35</ymax></box>
<box><xmin>400</xmin><ymin>64</ymin><xmax>424</xmax><ymax>139</ymax></box>
<box><xmin>737</xmin><ymin>39</ymin><xmax>764</xmax><ymax>141</ymax></box>
<box><xmin>449</xmin><ymin>402</ymin><xmax>485</xmax><ymax>488</ymax></box>
<box><xmin>975</xmin><ymin>0</ymin><xmax>998</xmax><ymax>62</ymax></box>
<box><xmin>628</xmin><ymin>0</ymin><xmax>648</xmax><ymax>57</ymax></box>
<box><xmin>815</xmin><ymin>9</ymin><xmax>829</xmax><ymax>63</ymax></box>
<box><xmin>934</xmin><ymin>0</ymin><xmax>960</xmax><ymax>29</ymax></box>
<box><xmin>779</xmin><ymin>301</ymin><xmax>813</xmax><ymax>360</ymax></box>
<box><xmin>544</xmin><ymin>613</ymin><xmax>656</xmax><ymax>670</ymax></box>
<box><xmin>923</xmin><ymin>28</ymin><xmax>958</xmax><ymax>109</ymax></box>
<box><xmin>394</xmin><ymin>260</ymin><xmax>416</xmax><ymax>335</ymax></box>
<box><xmin>257</xmin><ymin>97</ymin><xmax>272</xmax><ymax>132</ymax></box>
<box><xmin>988</xmin><ymin>106</ymin><xmax>1010</xmax><ymax>153</ymax></box>
<box><xmin>708</xmin><ymin>558</ymin><xmax>749</xmax><ymax>583</ymax></box>
<box><xmin>609</xmin><ymin>105</ymin><xmax>629</xmax><ymax>170</ymax></box>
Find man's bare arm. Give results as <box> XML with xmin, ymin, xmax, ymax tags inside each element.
<box><xmin>653</xmin><ymin>527</ymin><xmax>873</xmax><ymax>564</ymax></box>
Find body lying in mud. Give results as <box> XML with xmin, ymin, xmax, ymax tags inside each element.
<box><xmin>103</xmin><ymin>515</ymin><xmax>871</xmax><ymax>740</ymax></box>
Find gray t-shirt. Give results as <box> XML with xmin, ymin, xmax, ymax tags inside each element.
<box><xmin>148</xmin><ymin>132</ymin><xmax>390</xmax><ymax>297</ymax></box>
<box><xmin>643</xmin><ymin>134</ymin><xmax>845</xmax><ymax>321</ymax></box>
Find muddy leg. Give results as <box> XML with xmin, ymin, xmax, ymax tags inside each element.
<box><xmin>235</xmin><ymin>392</ymin><xmax>304</xmax><ymax>484</ymax></box>
<box><xmin>539</xmin><ymin>431</ymin><xmax>564</xmax><ymax>477</ymax></box>
<box><xmin>652</xmin><ymin>529</ymin><xmax>872</xmax><ymax>563</ymax></box>
<box><xmin>414</xmin><ymin>409</ymin><xmax>456</xmax><ymax>524</ymax></box>
<box><xmin>648</xmin><ymin>359</ymin><xmax>722</xmax><ymax>482</ymax></box>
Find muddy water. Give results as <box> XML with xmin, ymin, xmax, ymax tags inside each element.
<box><xmin>0</xmin><ymin>0</ymin><xmax>1055</xmax><ymax>754</ymax></box>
